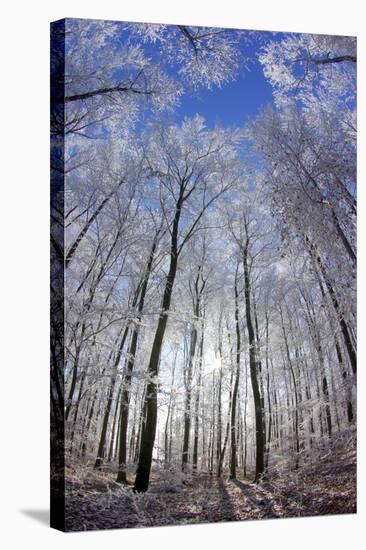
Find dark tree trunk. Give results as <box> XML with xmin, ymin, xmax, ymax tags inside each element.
<box><xmin>116</xmin><ymin>236</ymin><xmax>158</xmax><ymax>483</ymax></box>
<box><xmin>242</xmin><ymin>237</ymin><xmax>265</xmax><ymax>482</ymax></box>
<box><xmin>303</xmin><ymin>366</ymin><xmax>315</xmax><ymax>449</ymax></box>
<box><xmin>271</xmin><ymin>373</ymin><xmax>280</xmax><ymax>450</ymax></box>
<box><xmin>182</xmin><ymin>265</ymin><xmax>205</xmax><ymax>471</ymax></box>
<box><xmin>322</xmin><ymin>375</ymin><xmax>332</xmax><ymax>437</ymax></box>
<box><xmin>65</xmin><ymin>325</ymin><xmax>85</xmax><ymax>422</ymax></box>
<box><xmin>134</xmin><ymin>387</ymin><xmax>146</xmax><ymax>464</ymax></box>
<box><xmin>264</xmin><ymin>313</ymin><xmax>272</xmax><ymax>470</ymax></box>
<box><xmin>216</xmin><ymin>355</ymin><xmax>225</xmax><ymax>477</ymax></box>
<box><xmin>242</xmin><ymin>356</ymin><xmax>248</xmax><ymax>478</ymax></box>
<box><xmin>181</xmin><ymin>329</ymin><xmax>197</xmax><ymax>471</ymax></box>
<box><xmin>164</xmin><ymin>354</ymin><xmax>177</xmax><ymax>464</ymax></box>
<box><xmin>80</xmin><ymin>387</ymin><xmax>98</xmax><ymax>458</ymax></box>
<box><xmin>209</xmin><ymin>372</ymin><xmax>216</xmax><ymax>474</ymax></box>
<box><xmin>133</xmin><ymin>196</ymin><xmax>183</xmax><ymax>492</ymax></box>
<box><xmin>69</xmin><ymin>368</ymin><xmax>87</xmax><ymax>454</ymax></box>
<box><xmin>94</xmin><ymin>377</ymin><xmax>118</xmax><ymax>469</ymax></box>
<box><xmin>94</xmin><ymin>325</ymin><xmax>129</xmax><ymax>469</ymax></box>
<box><xmin>128</xmin><ymin>393</ymin><xmax>139</xmax><ymax>464</ymax></box>
<box><xmin>253</xmin><ymin>299</ymin><xmax>266</xmax><ymax>470</ymax></box>
<box><xmin>107</xmin><ymin>385</ymin><xmax>122</xmax><ymax>462</ymax></box>
<box><xmin>193</xmin><ymin>324</ymin><xmax>204</xmax><ymax>471</ymax></box>
<box><xmin>280</xmin><ymin>308</ymin><xmax>300</xmax><ymax>469</ymax></box>
<box><xmin>230</xmin><ymin>266</ymin><xmax>241</xmax><ymax>479</ymax></box>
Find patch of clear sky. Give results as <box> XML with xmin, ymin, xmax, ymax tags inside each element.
<box><xmin>175</xmin><ymin>39</ymin><xmax>276</xmax><ymax>128</ymax></box>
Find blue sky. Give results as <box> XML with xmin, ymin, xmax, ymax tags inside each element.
<box><xmin>176</xmin><ymin>44</ymin><xmax>274</xmax><ymax>128</ymax></box>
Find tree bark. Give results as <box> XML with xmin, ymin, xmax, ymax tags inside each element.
<box><xmin>116</xmin><ymin>235</ymin><xmax>158</xmax><ymax>483</ymax></box>
<box><xmin>182</xmin><ymin>265</ymin><xmax>205</xmax><ymax>471</ymax></box>
<box><xmin>107</xmin><ymin>385</ymin><xmax>122</xmax><ymax>462</ymax></box>
<box><xmin>280</xmin><ymin>308</ymin><xmax>300</xmax><ymax>469</ymax></box>
<box><xmin>133</xmin><ymin>195</ymin><xmax>182</xmax><ymax>492</ymax></box>
<box><xmin>193</xmin><ymin>323</ymin><xmax>204</xmax><ymax>470</ymax></box>
<box><xmin>94</xmin><ymin>325</ymin><xmax>129</xmax><ymax>469</ymax></box>
<box><xmin>230</xmin><ymin>265</ymin><xmax>241</xmax><ymax>479</ymax></box>
<box><xmin>242</xmin><ymin>234</ymin><xmax>265</xmax><ymax>482</ymax></box>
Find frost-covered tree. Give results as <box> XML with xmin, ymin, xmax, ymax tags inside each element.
<box><xmin>259</xmin><ymin>33</ymin><xmax>356</xmax><ymax>109</ymax></box>
<box><xmin>133</xmin><ymin>116</ymin><xmax>243</xmax><ymax>492</ymax></box>
<box><xmin>131</xmin><ymin>23</ymin><xmax>252</xmax><ymax>89</ymax></box>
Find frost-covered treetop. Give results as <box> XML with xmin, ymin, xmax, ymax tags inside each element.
<box><xmin>259</xmin><ymin>33</ymin><xmax>356</xmax><ymax>106</ymax></box>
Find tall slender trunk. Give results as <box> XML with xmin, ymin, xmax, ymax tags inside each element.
<box><xmin>134</xmin><ymin>196</ymin><xmax>183</xmax><ymax>492</ymax></box>
<box><xmin>230</xmin><ymin>265</ymin><xmax>241</xmax><ymax>479</ymax></box>
<box><xmin>182</xmin><ymin>265</ymin><xmax>205</xmax><ymax>471</ymax></box>
<box><xmin>280</xmin><ymin>308</ymin><xmax>300</xmax><ymax>469</ymax></box>
<box><xmin>80</xmin><ymin>386</ymin><xmax>99</xmax><ymax>458</ymax></box>
<box><xmin>107</xmin><ymin>385</ymin><xmax>122</xmax><ymax>462</ymax></box>
<box><xmin>216</xmin><ymin>353</ymin><xmax>224</xmax><ymax>476</ymax></box>
<box><xmin>117</xmin><ymin>236</ymin><xmax>158</xmax><ymax>483</ymax></box>
<box><xmin>168</xmin><ymin>392</ymin><xmax>175</xmax><ymax>463</ymax></box>
<box><xmin>69</xmin><ymin>368</ymin><xmax>87</xmax><ymax>454</ymax></box>
<box><xmin>94</xmin><ymin>325</ymin><xmax>129</xmax><ymax>469</ymax></box>
<box><xmin>164</xmin><ymin>354</ymin><xmax>177</xmax><ymax>464</ymax></box>
<box><xmin>134</xmin><ymin>387</ymin><xmax>146</xmax><ymax>464</ymax></box>
<box><xmin>264</xmin><ymin>313</ymin><xmax>272</xmax><ymax>470</ymax></box>
<box><xmin>242</xmin><ymin>235</ymin><xmax>264</xmax><ymax>482</ymax></box>
<box><xmin>243</xmin><ymin>358</ymin><xmax>248</xmax><ymax>478</ymax></box>
<box><xmin>270</xmin><ymin>369</ymin><xmax>280</xmax><ymax>450</ymax></box>
<box><xmin>322</xmin><ymin>374</ymin><xmax>332</xmax><ymax>437</ymax></box>
<box><xmin>65</xmin><ymin>322</ymin><xmax>86</xmax><ymax>422</ymax></box>
<box><xmin>182</xmin><ymin>329</ymin><xmax>197</xmax><ymax>471</ymax></box>
<box><xmin>128</xmin><ymin>392</ymin><xmax>139</xmax><ymax>463</ymax></box>
<box><xmin>254</xmin><ymin>299</ymin><xmax>266</xmax><ymax>469</ymax></box>
<box><xmin>193</xmin><ymin>323</ymin><xmax>204</xmax><ymax>470</ymax></box>
<box><xmin>217</xmin><ymin>361</ymin><xmax>233</xmax><ymax>477</ymax></box>
<box><xmin>209</xmin><ymin>372</ymin><xmax>215</xmax><ymax>474</ymax></box>
<box><xmin>305</xmin><ymin>384</ymin><xmax>315</xmax><ymax>448</ymax></box>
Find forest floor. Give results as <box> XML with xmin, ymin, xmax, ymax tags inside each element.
<box><xmin>64</xmin><ymin>444</ymin><xmax>356</xmax><ymax>532</ymax></box>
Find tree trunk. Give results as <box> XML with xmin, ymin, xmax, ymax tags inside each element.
<box><xmin>94</xmin><ymin>325</ymin><xmax>129</xmax><ymax>469</ymax></box>
<box><xmin>264</xmin><ymin>313</ymin><xmax>272</xmax><ymax>470</ymax></box>
<box><xmin>80</xmin><ymin>386</ymin><xmax>99</xmax><ymax>458</ymax></box>
<box><xmin>280</xmin><ymin>308</ymin><xmax>300</xmax><ymax>469</ymax></box>
<box><xmin>243</xmin><ymin>357</ymin><xmax>248</xmax><ymax>478</ymax></box>
<box><xmin>117</xmin><ymin>236</ymin><xmax>158</xmax><ymax>483</ymax></box>
<box><xmin>230</xmin><ymin>266</ymin><xmax>241</xmax><ymax>479</ymax></box>
<box><xmin>242</xmin><ymin>237</ymin><xmax>264</xmax><ymax>482</ymax></box>
<box><xmin>193</xmin><ymin>324</ymin><xmax>204</xmax><ymax>470</ymax></box>
<box><xmin>182</xmin><ymin>328</ymin><xmax>197</xmax><ymax>471</ymax></box>
<box><xmin>164</xmin><ymin>356</ymin><xmax>177</xmax><ymax>465</ymax></box>
<box><xmin>133</xmin><ymin>197</ymin><xmax>182</xmax><ymax>492</ymax></box>
<box><xmin>107</xmin><ymin>385</ymin><xmax>122</xmax><ymax>462</ymax></box>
